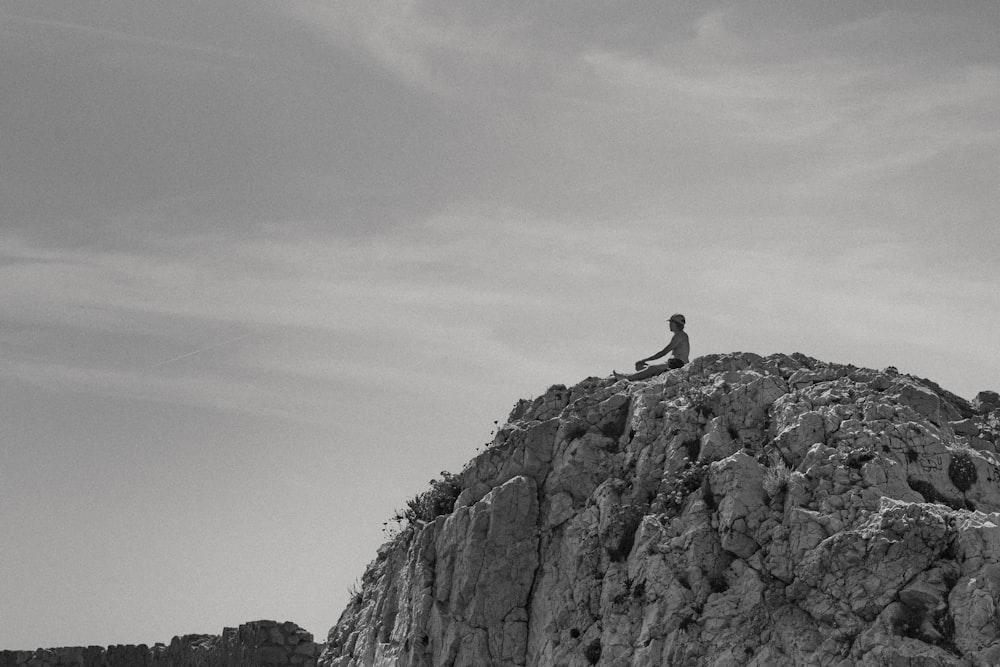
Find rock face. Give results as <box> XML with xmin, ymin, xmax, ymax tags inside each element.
<box><xmin>1</xmin><ymin>620</ymin><xmax>321</xmax><ymax>667</ymax></box>
<box><xmin>320</xmin><ymin>353</ymin><xmax>1000</xmax><ymax>667</ymax></box>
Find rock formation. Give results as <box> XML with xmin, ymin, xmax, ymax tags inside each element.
<box><xmin>320</xmin><ymin>352</ymin><xmax>1000</xmax><ymax>666</ymax></box>
<box><xmin>1</xmin><ymin>620</ymin><xmax>321</xmax><ymax>667</ymax></box>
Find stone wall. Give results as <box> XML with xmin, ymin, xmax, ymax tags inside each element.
<box><xmin>1</xmin><ymin>621</ymin><xmax>321</xmax><ymax>667</ymax></box>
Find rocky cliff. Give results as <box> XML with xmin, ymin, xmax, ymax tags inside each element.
<box><xmin>319</xmin><ymin>352</ymin><xmax>1000</xmax><ymax>667</ymax></box>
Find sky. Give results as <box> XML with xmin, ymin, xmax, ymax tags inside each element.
<box><xmin>1</xmin><ymin>0</ymin><xmax>999</xmax><ymax>650</ymax></box>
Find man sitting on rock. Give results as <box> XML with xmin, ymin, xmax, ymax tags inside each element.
<box><xmin>614</xmin><ymin>313</ymin><xmax>689</xmax><ymax>381</ymax></box>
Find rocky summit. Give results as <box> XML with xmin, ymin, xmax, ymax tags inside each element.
<box><xmin>319</xmin><ymin>352</ymin><xmax>1000</xmax><ymax>667</ymax></box>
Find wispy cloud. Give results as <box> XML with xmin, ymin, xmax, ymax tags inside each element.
<box><xmin>0</xmin><ymin>10</ymin><xmax>261</xmax><ymax>64</ymax></box>
<box><xmin>277</xmin><ymin>1</ymin><xmax>532</xmax><ymax>95</ymax></box>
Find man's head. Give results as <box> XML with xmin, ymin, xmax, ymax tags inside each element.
<box><xmin>668</xmin><ymin>313</ymin><xmax>686</xmax><ymax>330</ymax></box>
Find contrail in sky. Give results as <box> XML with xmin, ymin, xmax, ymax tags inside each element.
<box><xmin>148</xmin><ymin>332</ymin><xmax>255</xmax><ymax>370</ymax></box>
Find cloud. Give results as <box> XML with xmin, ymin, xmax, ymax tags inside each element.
<box><xmin>2</xmin><ymin>2</ymin><xmax>997</xmax><ymax>397</ymax></box>
<box><xmin>0</xmin><ymin>207</ymin><xmax>687</xmax><ymax>428</ymax></box>
<box><xmin>0</xmin><ymin>10</ymin><xmax>261</xmax><ymax>64</ymax></box>
<box><xmin>278</xmin><ymin>1</ymin><xmax>570</xmax><ymax>95</ymax></box>
<box><xmin>0</xmin><ymin>3</ymin><xmax>467</xmax><ymax>248</ymax></box>
<box><xmin>6</xmin><ymin>2</ymin><xmax>998</xmax><ymax>247</ymax></box>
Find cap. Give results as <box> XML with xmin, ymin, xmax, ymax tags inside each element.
<box><xmin>668</xmin><ymin>313</ymin><xmax>686</xmax><ymax>326</ymax></box>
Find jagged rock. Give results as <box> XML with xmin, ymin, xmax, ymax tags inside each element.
<box><xmin>972</xmin><ymin>391</ymin><xmax>1000</xmax><ymax>415</ymax></box>
<box><xmin>321</xmin><ymin>353</ymin><xmax>1000</xmax><ymax>666</ymax></box>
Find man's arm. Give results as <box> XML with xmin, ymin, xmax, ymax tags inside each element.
<box><xmin>636</xmin><ymin>333</ymin><xmax>680</xmax><ymax>368</ymax></box>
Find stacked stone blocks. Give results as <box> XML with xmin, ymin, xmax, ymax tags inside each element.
<box><xmin>1</xmin><ymin>621</ymin><xmax>320</xmax><ymax>667</ymax></box>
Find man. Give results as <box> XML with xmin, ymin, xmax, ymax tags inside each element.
<box><xmin>614</xmin><ymin>313</ymin><xmax>689</xmax><ymax>381</ymax></box>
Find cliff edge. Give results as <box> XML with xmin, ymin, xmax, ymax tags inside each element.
<box><xmin>320</xmin><ymin>352</ymin><xmax>1000</xmax><ymax>667</ymax></box>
